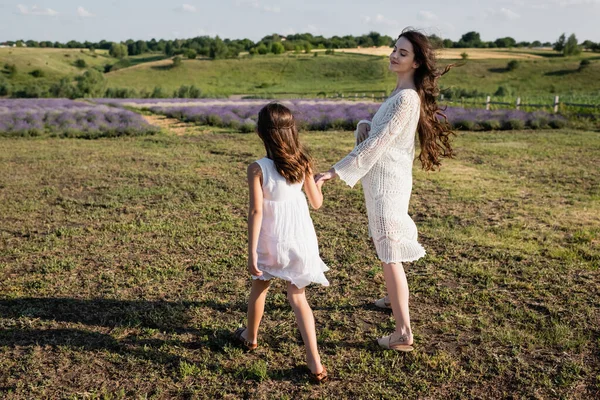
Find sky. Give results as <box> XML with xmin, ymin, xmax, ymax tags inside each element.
<box><xmin>1</xmin><ymin>0</ymin><xmax>599</xmax><ymax>44</ymax></box>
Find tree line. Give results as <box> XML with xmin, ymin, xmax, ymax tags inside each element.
<box><xmin>3</xmin><ymin>31</ymin><xmax>599</xmax><ymax>60</ymax></box>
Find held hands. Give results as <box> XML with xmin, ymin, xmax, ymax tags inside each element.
<box><xmin>356</xmin><ymin>122</ymin><xmax>371</xmax><ymax>145</ymax></box>
<box><xmin>314</xmin><ymin>168</ymin><xmax>337</xmax><ymax>186</ymax></box>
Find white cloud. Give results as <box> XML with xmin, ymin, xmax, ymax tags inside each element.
<box><xmin>484</xmin><ymin>7</ymin><xmax>521</xmax><ymax>20</ymax></box>
<box><xmin>17</xmin><ymin>4</ymin><xmax>59</xmax><ymax>16</ymax></box>
<box><xmin>180</xmin><ymin>4</ymin><xmax>197</xmax><ymax>12</ymax></box>
<box><xmin>362</xmin><ymin>14</ymin><xmax>399</xmax><ymax>27</ymax></box>
<box><xmin>418</xmin><ymin>10</ymin><xmax>438</xmax><ymax>21</ymax></box>
<box><xmin>76</xmin><ymin>6</ymin><xmax>94</xmax><ymax>17</ymax></box>
<box><xmin>236</xmin><ymin>0</ymin><xmax>280</xmax><ymax>13</ymax></box>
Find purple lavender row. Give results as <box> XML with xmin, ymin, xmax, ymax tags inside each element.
<box><xmin>0</xmin><ymin>99</ymin><xmax>160</xmax><ymax>138</ymax></box>
<box><xmin>115</xmin><ymin>99</ymin><xmax>565</xmax><ymax>131</ymax></box>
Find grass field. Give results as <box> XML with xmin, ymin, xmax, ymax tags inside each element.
<box><xmin>103</xmin><ymin>52</ymin><xmax>600</xmax><ymax>100</ymax></box>
<box><xmin>2</xmin><ymin>48</ymin><xmax>600</xmax><ymax>103</ymax></box>
<box><xmin>0</xmin><ymin>120</ymin><xmax>598</xmax><ymax>398</ymax></box>
<box><xmin>0</xmin><ymin>48</ymin><xmax>116</xmax><ymax>86</ymax></box>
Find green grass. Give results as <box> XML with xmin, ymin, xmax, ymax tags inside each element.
<box><xmin>0</xmin><ymin>47</ymin><xmax>116</xmax><ymax>86</ymax></box>
<box><xmin>2</xmin><ymin>48</ymin><xmax>600</xmax><ymax>103</ymax></box>
<box><xmin>102</xmin><ymin>52</ymin><xmax>600</xmax><ymax>100</ymax></box>
<box><xmin>0</xmin><ymin>124</ymin><xmax>598</xmax><ymax>398</ymax></box>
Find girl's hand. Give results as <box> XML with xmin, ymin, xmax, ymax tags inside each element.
<box><xmin>248</xmin><ymin>258</ymin><xmax>263</xmax><ymax>277</ymax></box>
<box><xmin>314</xmin><ymin>168</ymin><xmax>337</xmax><ymax>186</ymax></box>
<box><xmin>356</xmin><ymin>122</ymin><xmax>371</xmax><ymax>145</ymax></box>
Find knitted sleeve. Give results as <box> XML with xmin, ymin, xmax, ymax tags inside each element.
<box><xmin>333</xmin><ymin>90</ymin><xmax>419</xmax><ymax>187</ymax></box>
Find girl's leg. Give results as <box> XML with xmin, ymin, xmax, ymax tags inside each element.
<box><xmin>244</xmin><ymin>279</ymin><xmax>271</xmax><ymax>344</ymax></box>
<box><xmin>286</xmin><ymin>282</ymin><xmax>324</xmax><ymax>374</ymax></box>
<box><xmin>382</xmin><ymin>262</ymin><xmax>413</xmax><ymax>343</ymax></box>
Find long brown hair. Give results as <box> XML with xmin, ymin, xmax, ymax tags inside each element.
<box><xmin>256</xmin><ymin>102</ymin><xmax>312</xmax><ymax>184</ymax></box>
<box><xmin>399</xmin><ymin>28</ymin><xmax>455</xmax><ymax>171</ymax></box>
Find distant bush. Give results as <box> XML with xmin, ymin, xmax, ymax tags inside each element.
<box><xmin>494</xmin><ymin>85</ymin><xmax>514</xmax><ymax>97</ymax></box>
<box><xmin>325</xmin><ymin>48</ymin><xmax>335</xmax><ymax>55</ymax></box>
<box><xmin>256</xmin><ymin>44</ymin><xmax>268</xmax><ymax>55</ymax></box>
<box><xmin>271</xmin><ymin>42</ymin><xmax>285</xmax><ymax>55</ymax></box>
<box><xmin>0</xmin><ymin>79</ymin><xmax>12</xmax><ymax>96</ymax></box>
<box><xmin>460</xmin><ymin>52</ymin><xmax>469</xmax><ymax>60</ymax></box>
<box><xmin>151</xmin><ymin>86</ymin><xmax>168</xmax><ymax>98</ymax></box>
<box><xmin>506</xmin><ymin>60</ymin><xmax>519</xmax><ymax>71</ymax></box>
<box><xmin>11</xmin><ymin>84</ymin><xmax>49</xmax><ymax>98</ymax></box>
<box><xmin>110</xmin><ymin>59</ymin><xmax>132</xmax><ymax>72</ymax></box>
<box><xmin>478</xmin><ymin>120</ymin><xmax>501</xmax><ymax>130</ymax></box>
<box><xmin>172</xmin><ymin>56</ymin><xmax>182</xmax><ymax>68</ymax></box>
<box><xmin>579</xmin><ymin>59</ymin><xmax>591</xmax><ymax>71</ymax></box>
<box><xmin>441</xmin><ymin>87</ymin><xmax>485</xmax><ymax>100</ymax></box>
<box><xmin>186</xmin><ymin>49</ymin><xmax>197</xmax><ymax>59</ymax></box>
<box><xmin>105</xmin><ymin>87</ymin><xmax>138</xmax><ymax>98</ymax></box>
<box><xmin>3</xmin><ymin>63</ymin><xmax>17</xmax><ymax>78</ymax></box>
<box><xmin>501</xmin><ymin>119</ymin><xmax>525</xmax><ymax>130</ymax></box>
<box><xmin>74</xmin><ymin>59</ymin><xmax>87</xmax><ymax>68</ymax></box>
<box><xmin>29</xmin><ymin>69</ymin><xmax>45</xmax><ymax>78</ymax></box>
<box><xmin>189</xmin><ymin>85</ymin><xmax>202</xmax><ymax>98</ymax></box>
<box><xmin>549</xmin><ymin>119</ymin><xmax>567</xmax><ymax>129</ymax></box>
<box><xmin>453</xmin><ymin>119</ymin><xmax>475</xmax><ymax>130</ymax></box>
<box><xmin>50</xmin><ymin>78</ymin><xmax>77</xmax><ymax>98</ymax></box>
<box><xmin>109</xmin><ymin>42</ymin><xmax>128</xmax><ymax>59</ymax></box>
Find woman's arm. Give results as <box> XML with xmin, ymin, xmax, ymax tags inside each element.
<box><xmin>333</xmin><ymin>91</ymin><xmax>419</xmax><ymax>188</ymax></box>
<box><xmin>303</xmin><ymin>167</ymin><xmax>323</xmax><ymax>209</ymax></box>
<box><xmin>247</xmin><ymin>162</ymin><xmax>263</xmax><ymax>276</ymax></box>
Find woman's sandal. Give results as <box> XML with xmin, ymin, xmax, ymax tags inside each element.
<box><xmin>309</xmin><ymin>365</ymin><xmax>328</xmax><ymax>384</ymax></box>
<box><xmin>374</xmin><ymin>296</ymin><xmax>392</xmax><ymax>309</ymax></box>
<box><xmin>377</xmin><ymin>333</ymin><xmax>414</xmax><ymax>352</ymax></box>
<box><xmin>233</xmin><ymin>327</ymin><xmax>257</xmax><ymax>351</ymax></box>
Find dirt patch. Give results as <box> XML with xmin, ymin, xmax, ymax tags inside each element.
<box><xmin>142</xmin><ymin>114</ymin><xmax>192</xmax><ymax>135</ymax></box>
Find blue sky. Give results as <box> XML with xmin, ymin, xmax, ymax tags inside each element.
<box><xmin>1</xmin><ymin>0</ymin><xmax>599</xmax><ymax>43</ymax></box>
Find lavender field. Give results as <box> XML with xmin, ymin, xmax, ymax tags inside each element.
<box><xmin>92</xmin><ymin>98</ymin><xmax>567</xmax><ymax>132</ymax></box>
<box><xmin>0</xmin><ymin>99</ymin><xmax>159</xmax><ymax>139</ymax></box>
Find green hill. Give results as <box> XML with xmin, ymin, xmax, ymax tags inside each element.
<box><xmin>104</xmin><ymin>52</ymin><xmax>600</xmax><ymax>101</ymax></box>
<box><xmin>0</xmin><ymin>48</ymin><xmax>117</xmax><ymax>86</ymax></box>
<box><xmin>1</xmin><ymin>48</ymin><xmax>599</xmax><ymax>102</ymax></box>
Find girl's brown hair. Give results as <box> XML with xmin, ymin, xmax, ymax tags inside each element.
<box><xmin>257</xmin><ymin>102</ymin><xmax>312</xmax><ymax>184</ymax></box>
<box><xmin>399</xmin><ymin>28</ymin><xmax>455</xmax><ymax>171</ymax></box>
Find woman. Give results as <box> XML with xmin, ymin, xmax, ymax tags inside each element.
<box><xmin>315</xmin><ymin>28</ymin><xmax>454</xmax><ymax>351</ymax></box>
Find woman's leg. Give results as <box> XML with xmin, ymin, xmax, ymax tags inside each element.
<box><xmin>244</xmin><ymin>279</ymin><xmax>271</xmax><ymax>344</ymax></box>
<box><xmin>286</xmin><ymin>282</ymin><xmax>324</xmax><ymax>374</ymax></box>
<box><xmin>382</xmin><ymin>261</ymin><xmax>413</xmax><ymax>343</ymax></box>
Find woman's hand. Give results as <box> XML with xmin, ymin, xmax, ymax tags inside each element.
<box><xmin>356</xmin><ymin>122</ymin><xmax>371</xmax><ymax>145</ymax></box>
<box><xmin>314</xmin><ymin>168</ymin><xmax>337</xmax><ymax>186</ymax></box>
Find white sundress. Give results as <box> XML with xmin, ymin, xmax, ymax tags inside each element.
<box><xmin>254</xmin><ymin>157</ymin><xmax>329</xmax><ymax>289</ymax></box>
<box><xmin>333</xmin><ymin>89</ymin><xmax>426</xmax><ymax>264</ymax></box>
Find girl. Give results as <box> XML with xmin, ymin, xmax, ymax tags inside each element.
<box><xmin>234</xmin><ymin>102</ymin><xmax>329</xmax><ymax>383</ymax></box>
<box><xmin>316</xmin><ymin>28</ymin><xmax>455</xmax><ymax>351</ymax></box>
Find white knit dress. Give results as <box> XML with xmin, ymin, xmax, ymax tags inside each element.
<box><xmin>333</xmin><ymin>89</ymin><xmax>426</xmax><ymax>263</ymax></box>
<box><xmin>254</xmin><ymin>157</ymin><xmax>329</xmax><ymax>289</ymax></box>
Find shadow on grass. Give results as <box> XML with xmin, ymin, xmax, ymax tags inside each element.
<box><xmin>150</xmin><ymin>64</ymin><xmax>177</xmax><ymax>71</ymax></box>
<box><xmin>1</xmin><ymin>297</ymin><xmax>254</xmax><ymax>329</ymax></box>
<box><xmin>544</xmin><ymin>69</ymin><xmax>580</xmax><ymax>76</ymax></box>
<box><xmin>488</xmin><ymin>67</ymin><xmax>509</xmax><ymax>73</ymax></box>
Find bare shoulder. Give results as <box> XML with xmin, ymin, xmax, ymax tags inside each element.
<box><xmin>247</xmin><ymin>162</ymin><xmax>262</xmax><ymax>178</ymax></box>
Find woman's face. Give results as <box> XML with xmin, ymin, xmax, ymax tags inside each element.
<box><xmin>389</xmin><ymin>36</ymin><xmax>419</xmax><ymax>74</ymax></box>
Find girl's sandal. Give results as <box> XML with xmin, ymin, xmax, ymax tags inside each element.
<box><xmin>374</xmin><ymin>297</ymin><xmax>392</xmax><ymax>309</ymax></box>
<box><xmin>233</xmin><ymin>327</ymin><xmax>257</xmax><ymax>351</ymax></box>
<box><xmin>377</xmin><ymin>334</ymin><xmax>414</xmax><ymax>352</ymax></box>
<box><xmin>309</xmin><ymin>366</ymin><xmax>328</xmax><ymax>384</ymax></box>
